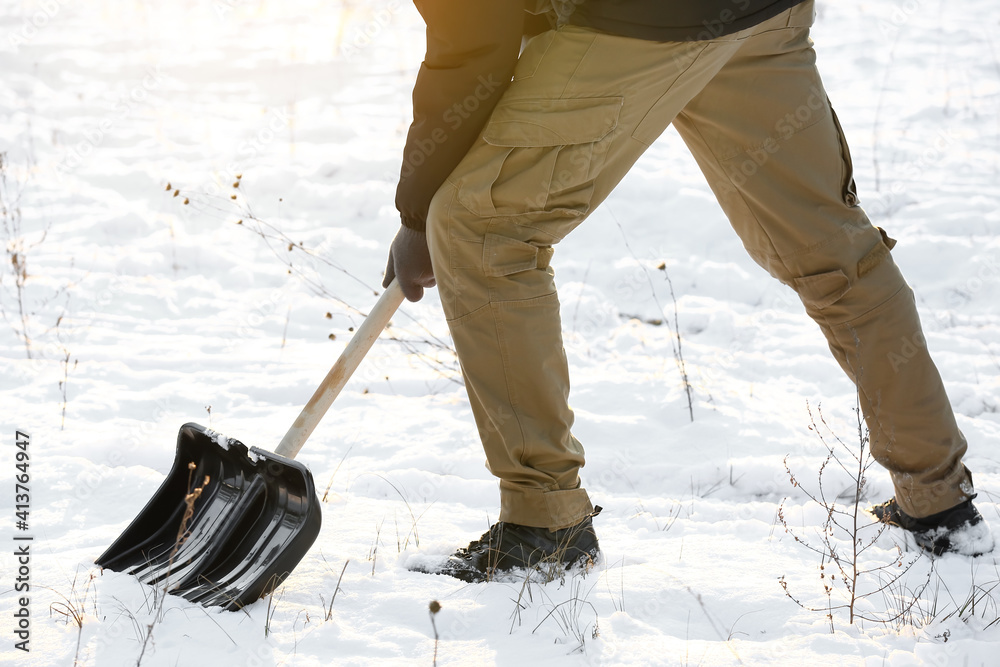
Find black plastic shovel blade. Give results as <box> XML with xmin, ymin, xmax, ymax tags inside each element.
<box><xmin>96</xmin><ymin>423</ymin><xmax>322</xmax><ymax>610</ymax></box>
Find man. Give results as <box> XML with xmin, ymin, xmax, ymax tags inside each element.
<box><xmin>383</xmin><ymin>0</ymin><xmax>993</xmax><ymax>582</ymax></box>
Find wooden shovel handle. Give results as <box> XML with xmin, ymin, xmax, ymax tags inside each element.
<box><xmin>274</xmin><ymin>279</ymin><xmax>405</xmax><ymax>459</ymax></box>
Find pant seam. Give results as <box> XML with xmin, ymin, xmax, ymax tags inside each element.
<box><xmin>631</xmin><ymin>42</ymin><xmax>713</xmax><ymax>146</ymax></box>
<box><xmin>826</xmin><ymin>283</ymin><xmax>908</xmax><ymax>331</ymax></box>
<box><xmin>488</xmin><ymin>301</ymin><xmax>533</xmax><ymax>469</ymax></box>
<box><xmin>677</xmin><ymin>110</ymin><xmax>794</xmax><ymax>279</ymax></box>
<box><xmin>559</xmin><ymin>31</ymin><xmax>600</xmax><ymax>98</ymax></box>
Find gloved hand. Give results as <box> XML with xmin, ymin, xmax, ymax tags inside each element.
<box><xmin>383</xmin><ymin>224</ymin><xmax>436</xmax><ymax>302</ymax></box>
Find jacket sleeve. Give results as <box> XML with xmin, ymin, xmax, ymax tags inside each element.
<box><xmin>395</xmin><ymin>0</ymin><xmax>525</xmax><ymax>232</ymax></box>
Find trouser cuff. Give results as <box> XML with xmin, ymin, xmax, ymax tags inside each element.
<box><xmin>892</xmin><ymin>465</ymin><xmax>975</xmax><ymax>518</ymax></box>
<box><xmin>498</xmin><ymin>482</ymin><xmax>594</xmax><ymax>530</ymax></box>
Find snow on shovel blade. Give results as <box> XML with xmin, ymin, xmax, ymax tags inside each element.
<box><xmin>96</xmin><ymin>422</ymin><xmax>322</xmax><ymax>611</ymax></box>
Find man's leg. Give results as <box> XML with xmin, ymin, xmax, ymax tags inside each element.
<box><xmin>426</xmin><ymin>11</ymin><xmax>807</xmax><ymax>531</ymax></box>
<box><xmin>670</xmin><ymin>0</ymin><xmax>974</xmax><ymax>518</ymax></box>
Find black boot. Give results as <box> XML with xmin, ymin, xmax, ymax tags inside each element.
<box><xmin>869</xmin><ymin>497</ymin><xmax>993</xmax><ymax>556</ymax></box>
<box><xmin>411</xmin><ymin>507</ymin><xmax>602</xmax><ymax>583</ymax></box>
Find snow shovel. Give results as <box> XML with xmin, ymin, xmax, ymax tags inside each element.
<box><xmin>96</xmin><ymin>280</ymin><xmax>405</xmax><ymax>610</ymax></box>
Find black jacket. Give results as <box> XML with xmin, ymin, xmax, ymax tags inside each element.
<box><xmin>396</xmin><ymin>0</ymin><xmax>807</xmax><ymax>231</ymax></box>
<box><xmin>569</xmin><ymin>0</ymin><xmax>806</xmax><ymax>42</ymax></box>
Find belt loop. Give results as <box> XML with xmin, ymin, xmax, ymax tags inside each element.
<box><xmin>536</xmin><ymin>246</ymin><xmax>554</xmax><ymax>270</ymax></box>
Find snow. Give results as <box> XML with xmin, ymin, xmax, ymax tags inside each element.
<box><xmin>1</xmin><ymin>0</ymin><xmax>999</xmax><ymax>665</ymax></box>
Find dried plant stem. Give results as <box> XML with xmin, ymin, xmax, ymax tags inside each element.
<box><xmin>778</xmin><ymin>401</ymin><xmax>927</xmax><ymax>629</ymax></box>
<box><xmin>611</xmin><ymin>214</ymin><xmax>694</xmax><ymax>421</ymax></box>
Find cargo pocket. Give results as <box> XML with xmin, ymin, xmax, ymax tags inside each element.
<box><xmin>484</xmin><ymin>233</ymin><xmax>553</xmax><ymax>277</ymax></box>
<box><xmin>792</xmin><ymin>269</ymin><xmax>851</xmax><ymax>310</ymax></box>
<box><xmin>456</xmin><ymin>96</ymin><xmax>623</xmax><ymax>219</ymax></box>
<box><xmin>829</xmin><ymin>103</ymin><xmax>860</xmax><ymax>207</ymax></box>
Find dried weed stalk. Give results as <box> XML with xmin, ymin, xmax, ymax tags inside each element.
<box><xmin>778</xmin><ymin>402</ymin><xmax>928</xmax><ymax>630</ymax></box>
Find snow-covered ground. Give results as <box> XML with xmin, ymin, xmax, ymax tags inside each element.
<box><xmin>1</xmin><ymin>1</ymin><xmax>999</xmax><ymax>665</ymax></box>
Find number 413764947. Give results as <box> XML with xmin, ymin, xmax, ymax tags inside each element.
<box><xmin>15</xmin><ymin>431</ymin><xmax>29</xmax><ymax>529</ymax></box>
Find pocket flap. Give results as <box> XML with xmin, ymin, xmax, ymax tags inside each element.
<box><xmin>792</xmin><ymin>269</ymin><xmax>851</xmax><ymax>310</ymax></box>
<box><xmin>483</xmin><ymin>97</ymin><xmax>623</xmax><ymax>147</ymax></box>
<box><xmin>484</xmin><ymin>234</ymin><xmax>544</xmax><ymax>277</ymax></box>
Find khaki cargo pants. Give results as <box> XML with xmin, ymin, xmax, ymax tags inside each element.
<box><xmin>425</xmin><ymin>0</ymin><xmax>974</xmax><ymax>529</ymax></box>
